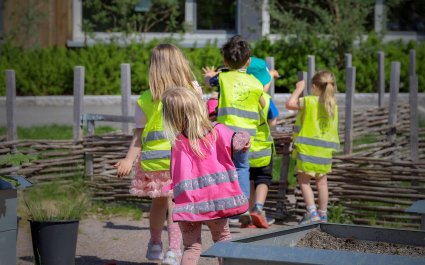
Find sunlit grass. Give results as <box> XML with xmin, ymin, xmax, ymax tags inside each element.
<box><xmin>0</xmin><ymin>124</ymin><xmax>117</xmax><ymax>140</ymax></box>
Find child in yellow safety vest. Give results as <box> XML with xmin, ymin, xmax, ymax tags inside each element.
<box><xmin>114</xmin><ymin>44</ymin><xmax>202</xmax><ymax>265</ymax></box>
<box><xmin>286</xmin><ymin>70</ymin><xmax>340</xmax><ymax>224</ymax></box>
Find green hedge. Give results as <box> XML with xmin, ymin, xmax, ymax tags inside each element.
<box><xmin>0</xmin><ymin>35</ymin><xmax>423</xmax><ymax>96</ymax></box>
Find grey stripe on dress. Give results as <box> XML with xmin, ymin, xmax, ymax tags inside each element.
<box><xmin>173</xmin><ymin>194</ymin><xmax>248</xmax><ymax>214</ymax></box>
<box><xmin>173</xmin><ymin>169</ymin><xmax>238</xmax><ymax>198</ymax></box>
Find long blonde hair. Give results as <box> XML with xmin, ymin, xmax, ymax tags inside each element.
<box><xmin>162</xmin><ymin>87</ymin><xmax>214</xmax><ymax>158</ymax></box>
<box><xmin>312</xmin><ymin>70</ymin><xmax>337</xmax><ymax>118</ymax></box>
<box><xmin>149</xmin><ymin>44</ymin><xmax>196</xmax><ymax>101</ymax></box>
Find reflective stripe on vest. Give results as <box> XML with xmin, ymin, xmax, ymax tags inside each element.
<box><xmin>173</xmin><ymin>169</ymin><xmax>238</xmax><ymax>198</ymax></box>
<box><xmin>249</xmin><ymin>93</ymin><xmax>273</xmax><ymax>167</ymax></box>
<box><xmin>144</xmin><ymin>131</ymin><xmax>167</xmax><ymax>142</ymax></box>
<box><xmin>217</xmin><ymin>107</ymin><xmax>260</xmax><ymax>120</ymax></box>
<box><xmin>173</xmin><ymin>194</ymin><xmax>248</xmax><ymax>214</ymax></box>
<box><xmin>296</xmin><ymin>136</ymin><xmax>340</xmax><ymax>150</ymax></box>
<box><xmin>217</xmin><ymin>71</ymin><xmax>263</xmax><ymax>139</ymax></box>
<box><xmin>141</xmin><ymin>150</ymin><xmax>171</xmax><ymax>160</ymax></box>
<box><xmin>249</xmin><ymin>148</ymin><xmax>272</xmax><ymax>159</ymax></box>
<box><xmin>297</xmin><ymin>153</ymin><xmax>332</xmax><ymax>165</ymax></box>
<box><xmin>294</xmin><ymin>96</ymin><xmax>339</xmax><ymax>174</ymax></box>
<box><xmin>225</xmin><ymin>125</ymin><xmax>256</xmax><ymax>136</ymax></box>
<box><xmin>138</xmin><ymin>90</ymin><xmax>171</xmax><ymax>171</ymax></box>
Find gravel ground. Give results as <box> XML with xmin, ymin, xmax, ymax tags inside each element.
<box><xmin>17</xmin><ymin>216</ymin><xmax>294</xmax><ymax>265</ymax></box>
<box><xmin>296</xmin><ymin>229</ymin><xmax>425</xmax><ymax>257</ymax></box>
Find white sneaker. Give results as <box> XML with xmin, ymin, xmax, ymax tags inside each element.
<box><xmin>146</xmin><ymin>242</ymin><xmax>163</xmax><ymax>261</ymax></box>
<box><xmin>162</xmin><ymin>249</ymin><xmax>181</xmax><ymax>265</ymax></box>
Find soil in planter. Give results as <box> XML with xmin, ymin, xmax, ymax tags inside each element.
<box><xmin>296</xmin><ymin>229</ymin><xmax>425</xmax><ymax>257</ymax></box>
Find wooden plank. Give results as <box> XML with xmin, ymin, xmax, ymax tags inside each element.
<box><xmin>409</xmin><ymin>75</ymin><xmax>419</xmax><ymax>163</ymax></box>
<box><xmin>120</xmin><ymin>63</ymin><xmax>132</xmax><ymax>135</ymax></box>
<box><xmin>345</xmin><ymin>53</ymin><xmax>352</xmax><ymax>68</ymax></box>
<box><xmin>409</xmin><ymin>49</ymin><xmax>416</xmax><ymax>76</ymax></box>
<box><xmin>297</xmin><ymin>71</ymin><xmax>307</xmax><ymax>97</ymax></box>
<box><xmin>344</xmin><ymin>67</ymin><xmax>356</xmax><ymax>154</ymax></box>
<box><xmin>387</xmin><ymin>62</ymin><xmax>400</xmax><ymax>144</ymax></box>
<box><xmin>73</xmin><ymin>66</ymin><xmax>85</xmax><ymax>141</ymax></box>
<box><xmin>377</xmin><ymin>51</ymin><xmax>385</xmax><ymax>107</ymax></box>
<box><xmin>306</xmin><ymin>55</ymin><xmax>315</xmax><ymax>95</ymax></box>
<box><xmin>266</xmin><ymin>57</ymin><xmax>275</xmax><ymax>100</ymax></box>
<box><xmin>5</xmin><ymin>70</ymin><xmax>17</xmax><ymax>141</ymax></box>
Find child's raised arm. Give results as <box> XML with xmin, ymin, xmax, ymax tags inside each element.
<box><xmin>286</xmin><ymin>80</ymin><xmax>305</xmax><ymax>110</ymax></box>
<box><xmin>202</xmin><ymin>66</ymin><xmax>218</xmax><ymax>88</ymax></box>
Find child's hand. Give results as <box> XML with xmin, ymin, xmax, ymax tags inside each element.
<box><xmin>202</xmin><ymin>66</ymin><xmax>218</xmax><ymax>78</ymax></box>
<box><xmin>113</xmin><ymin>158</ymin><xmax>133</xmax><ymax>178</ymax></box>
<box><xmin>242</xmin><ymin>139</ymin><xmax>251</xmax><ymax>153</ymax></box>
<box><xmin>296</xmin><ymin>80</ymin><xmax>305</xmax><ymax>91</ymax></box>
<box><xmin>269</xmin><ymin>69</ymin><xmax>280</xmax><ymax>79</ymax></box>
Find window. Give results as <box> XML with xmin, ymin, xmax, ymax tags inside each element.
<box><xmin>386</xmin><ymin>0</ymin><xmax>425</xmax><ymax>32</ymax></box>
<box><xmin>82</xmin><ymin>0</ymin><xmax>185</xmax><ymax>33</ymax></box>
<box><xmin>196</xmin><ymin>0</ymin><xmax>237</xmax><ymax>31</ymax></box>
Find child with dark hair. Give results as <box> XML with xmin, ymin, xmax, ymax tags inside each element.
<box><xmin>203</xmin><ymin>36</ymin><xmax>280</xmax><ymax>228</ymax></box>
<box><xmin>204</xmin><ymin>35</ymin><xmax>265</xmax><ymax>227</ymax></box>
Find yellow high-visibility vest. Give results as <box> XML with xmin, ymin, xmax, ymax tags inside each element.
<box><xmin>249</xmin><ymin>93</ymin><xmax>273</xmax><ymax>167</ymax></box>
<box><xmin>217</xmin><ymin>70</ymin><xmax>263</xmax><ymax>138</ymax></box>
<box><xmin>293</xmin><ymin>96</ymin><xmax>339</xmax><ymax>174</ymax></box>
<box><xmin>137</xmin><ymin>90</ymin><xmax>170</xmax><ymax>172</ymax></box>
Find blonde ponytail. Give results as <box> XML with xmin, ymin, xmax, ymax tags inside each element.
<box><xmin>312</xmin><ymin>70</ymin><xmax>337</xmax><ymax>118</ymax></box>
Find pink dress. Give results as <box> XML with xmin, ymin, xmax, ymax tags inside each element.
<box><xmin>170</xmin><ymin>123</ymin><xmax>250</xmax><ymax>222</ymax></box>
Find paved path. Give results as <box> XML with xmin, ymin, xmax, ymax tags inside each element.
<box><xmin>17</xmin><ymin>216</ymin><xmax>297</xmax><ymax>265</ymax></box>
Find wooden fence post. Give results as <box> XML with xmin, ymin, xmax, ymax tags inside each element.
<box><xmin>387</xmin><ymin>62</ymin><xmax>400</xmax><ymax>144</ymax></box>
<box><xmin>266</xmin><ymin>57</ymin><xmax>275</xmax><ymax>100</ymax></box>
<box><xmin>73</xmin><ymin>66</ymin><xmax>85</xmax><ymax>141</ymax></box>
<box><xmin>409</xmin><ymin>49</ymin><xmax>416</xmax><ymax>76</ymax></box>
<box><xmin>409</xmin><ymin>75</ymin><xmax>418</xmax><ymax>163</ymax></box>
<box><xmin>297</xmin><ymin>71</ymin><xmax>307</xmax><ymax>97</ymax></box>
<box><xmin>345</xmin><ymin>53</ymin><xmax>352</xmax><ymax>68</ymax></box>
<box><xmin>120</xmin><ymin>63</ymin><xmax>131</xmax><ymax>135</ymax></box>
<box><xmin>5</xmin><ymin>70</ymin><xmax>17</xmax><ymax>142</ymax></box>
<box><xmin>306</xmin><ymin>55</ymin><xmax>315</xmax><ymax>95</ymax></box>
<box><xmin>377</xmin><ymin>51</ymin><xmax>385</xmax><ymax>108</ymax></box>
<box><xmin>344</xmin><ymin>67</ymin><xmax>356</xmax><ymax>155</ymax></box>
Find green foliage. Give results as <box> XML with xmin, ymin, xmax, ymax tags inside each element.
<box><xmin>23</xmin><ymin>179</ymin><xmax>90</xmax><ymax>221</ymax></box>
<box><xmin>269</xmin><ymin>0</ymin><xmax>375</xmax><ymax>67</ymax></box>
<box><xmin>0</xmin><ymin>37</ymin><xmax>424</xmax><ymax>96</ymax></box>
<box><xmin>0</xmin><ymin>153</ymin><xmax>37</xmax><ymax>187</ymax></box>
<box><xmin>328</xmin><ymin>203</ymin><xmax>353</xmax><ymax>224</ymax></box>
<box><xmin>0</xmin><ymin>153</ymin><xmax>38</xmax><ymax>166</ymax></box>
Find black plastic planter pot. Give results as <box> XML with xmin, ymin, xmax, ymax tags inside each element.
<box><xmin>30</xmin><ymin>220</ymin><xmax>79</xmax><ymax>265</ymax></box>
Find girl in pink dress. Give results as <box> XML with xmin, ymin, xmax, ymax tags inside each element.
<box><xmin>161</xmin><ymin>87</ymin><xmax>250</xmax><ymax>265</ymax></box>
<box><xmin>114</xmin><ymin>44</ymin><xmax>202</xmax><ymax>265</ymax></box>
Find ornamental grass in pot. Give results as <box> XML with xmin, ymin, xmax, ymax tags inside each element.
<box><xmin>23</xmin><ymin>180</ymin><xmax>90</xmax><ymax>265</ymax></box>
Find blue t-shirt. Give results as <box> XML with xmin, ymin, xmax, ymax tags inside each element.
<box><xmin>268</xmin><ymin>99</ymin><xmax>279</xmax><ymax>120</ymax></box>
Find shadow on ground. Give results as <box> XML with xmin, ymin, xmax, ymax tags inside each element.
<box><xmin>20</xmin><ymin>255</ymin><xmax>157</xmax><ymax>265</ymax></box>
<box><xmin>104</xmin><ymin>221</ymin><xmax>149</xmax><ymax>231</ymax></box>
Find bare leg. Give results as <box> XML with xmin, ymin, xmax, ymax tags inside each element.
<box><xmin>316</xmin><ymin>176</ymin><xmax>329</xmax><ymax>212</ymax></box>
<box><xmin>297</xmin><ymin>173</ymin><xmax>315</xmax><ymax>207</ymax></box>
<box><xmin>149</xmin><ymin>196</ymin><xmax>168</xmax><ymax>243</ymax></box>
<box><xmin>166</xmin><ymin>197</ymin><xmax>182</xmax><ymax>251</ymax></box>
<box><xmin>249</xmin><ymin>180</ymin><xmax>255</xmax><ymax>209</ymax></box>
<box><xmin>255</xmin><ymin>184</ymin><xmax>268</xmax><ymax>205</ymax></box>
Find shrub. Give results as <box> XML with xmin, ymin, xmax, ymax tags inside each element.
<box><xmin>0</xmin><ymin>37</ymin><xmax>423</xmax><ymax>96</ymax></box>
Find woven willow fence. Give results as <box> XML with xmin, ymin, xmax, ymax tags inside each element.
<box><xmin>1</xmin><ymin>103</ymin><xmax>423</xmax><ymax>228</ymax></box>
